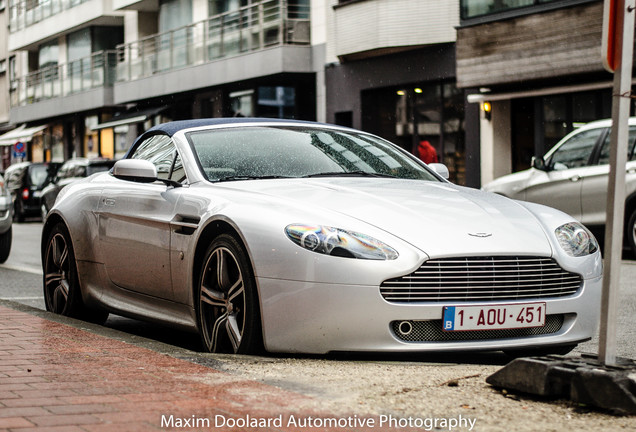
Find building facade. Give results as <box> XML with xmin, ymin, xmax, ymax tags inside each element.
<box><xmin>457</xmin><ymin>0</ymin><xmax>618</xmax><ymax>186</ymax></box>
<box><xmin>324</xmin><ymin>0</ymin><xmax>479</xmax><ymax>186</ymax></box>
<box><xmin>3</xmin><ymin>0</ymin><xmax>322</xmax><ymax>166</ymax></box>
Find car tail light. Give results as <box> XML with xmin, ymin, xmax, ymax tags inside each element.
<box><xmin>21</xmin><ymin>188</ymin><xmax>29</xmax><ymax>200</ymax></box>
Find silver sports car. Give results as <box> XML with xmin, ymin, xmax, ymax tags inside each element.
<box><xmin>42</xmin><ymin>118</ymin><xmax>603</xmax><ymax>356</ymax></box>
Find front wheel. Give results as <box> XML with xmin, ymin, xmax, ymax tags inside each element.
<box><xmin>0</xmin><ymin>227</ymin><xmax>12</xmax><ymax>263</ymax></box>
<box><xmin>43</xmin><ymin>223</ymin><xmax>108</xmax><ymax>324</ymax></box>
<box><xmin>627</xmin><ymin>210</ymin><xmax>636</xmax><ymax>257</ymax></box>
<box><xmin>197</xmin><ymin>234</ymin><xmax>262</xmax><ymax>354</ymax></box>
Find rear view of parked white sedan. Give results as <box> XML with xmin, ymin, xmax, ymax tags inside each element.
<box><xmin>42</xmin><ymin>118</ymin><xmax>602</xmax><ymax>356</ymax></box>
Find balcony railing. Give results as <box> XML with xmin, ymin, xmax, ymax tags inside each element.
<box><xmin>9</xmin><ymin>0</ymin><xmax>92</xmax><ymax>33</ymax></box>
<box><xmin>116</xmin><ymin>0</ymin><xmax>310</xmax><ymax>82</ymax></box>
<box><xmin>10</xmin><ymin>51</ymin><xmax>118</xmax><ymax>107</ymax></box>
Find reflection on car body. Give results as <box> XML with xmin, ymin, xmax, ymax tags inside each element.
<box><xmin>41</xmin><ymin>158</ymin><xmax>116</xmax><ymax>219</ymax></box>
<box><xmin>42</xmin><ymin>118</ymin><xmax>602</xmax><ymax>357</ymax></box>
<box><xmin>483</xmin><ymin>118</ymin><xmax>636</xmax><ymax>255</ymax></box>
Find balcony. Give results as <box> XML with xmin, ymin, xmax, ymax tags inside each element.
<box><xmin>114</xmin><ymin>0</ymin><xmax>311</xmax><ymax>103</ymax></box>
<box><xmin>9</xmin><ymin>0</ymin><xmax>92</xmax><ymax>32</ymax></box>
<box><xmin>8</xmin><ymin>0</ymin><xmax>124</xmax><ymax>51</ymax></box>
<box><xmin>10</xmin><ymin>51</ymin><xmax>117</xmax><ymax>123</ymax></box>
<box><xmin>118</xmin><ymin>0</ymin><xmax>309</xmax><ymax>81</ymax></box>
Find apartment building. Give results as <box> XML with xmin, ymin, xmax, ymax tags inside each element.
<box><xmin>3</xmin><ymin>0</ymin><xmax>319</xmax><ymax>165</ymax></box>
<box><xmin>457</xmin><ymin>0</ymin><xmax>617</xmax><ymax>186</ymax></box>
<box><xmin>324</xmin><ymin>0</ymin><xmax>478</xmax><ymax>186</ymax></box>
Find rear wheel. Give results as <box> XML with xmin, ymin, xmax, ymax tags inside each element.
<box><xmin>43</xmin><ymin>223</ymin><xmax>108</xmax><ymax>324</ymax></box>
<box><xmin>197</xmin><ymin>234</ymin><xmax>262</xmax><ymax>354</ymax></box>
<box><xmin>0</xmin><ymin>227</ymin><xmax>12</xmax><ymax>263</ymax></box>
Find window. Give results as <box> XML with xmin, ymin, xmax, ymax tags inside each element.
<box><xmin>130</xmin><ymin>134</ymin><xmax>187</xmax><ymax>183</ymax></box>
<box><xmin>547</xmin><ymin>128</ymin><xmax>604</xmax><ymax>170</ymax></box>
<box><xmin>461</xmin><ymin>0</ymin><xmax>584</xmax><ymax>21</ymax></box>
<box><xmin>597</xmin><ymin>127</ymin><xmax>636</xmax><ymax>165</ymax></box>
<box><xmin>0</xmin><ymin>60</ymin><xmax>6</xmax><ymax>75</ymax></box>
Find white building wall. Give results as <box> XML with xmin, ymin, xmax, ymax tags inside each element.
<box><xmin>330</xmin><ymin>0</ymin><xmax>458</xmax><ymax>59</ymax></box>
<box><xmin>0</xmin><ymin>7</ymin><xmax>9</xmax><ymax>125</ymax></box>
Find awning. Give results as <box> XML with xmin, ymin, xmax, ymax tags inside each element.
<box><xmin>466</xmin><ymin>81</ymin><xmax>614</xmax><ymax>104</ymax></box>
<box><xmin>92</xmin><ymin>106</ymin><xmax>167</xmax><ymax>131</ymax></box>
<box><xmin>0</xmin><ymin>124</ymin><xmax>48</xmax><ymax>146</ymax></box>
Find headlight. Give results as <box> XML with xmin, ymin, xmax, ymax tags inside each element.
<box><xmin>285</xmin><ymin>224</ymin><xmax>398</xmax><ymax>260</ymax></box>
<box><xmin>555</xmin><ymin>222</ymin><xmax>598</xmax><ymax>257</ymax></box>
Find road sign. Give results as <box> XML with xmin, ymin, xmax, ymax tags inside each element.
<box><xmin>13</xmin><ymin>142</ymin><xmax>26</xmax><ymax>159</ymax></box>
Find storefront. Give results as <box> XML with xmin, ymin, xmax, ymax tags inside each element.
<box><xmin>326</xmin><ymin>44</ymin><xmax>476</xmax><ymax>186</ymax></box>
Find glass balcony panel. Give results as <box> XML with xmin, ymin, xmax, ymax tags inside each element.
<box><xmin>115</xmin><ymin>1</ymin><xmax>310</xmax><ymax>83</ymax></box>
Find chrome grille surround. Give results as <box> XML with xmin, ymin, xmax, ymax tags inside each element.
<box><xmin>391</xmin><ymin>315</ymin><xmax>565</xmax><ymax>342</ymax></box>
<box><xmin>381</xmin><ymin>256</ymin><xmax>582</xmax><ymax>303</ymax></box>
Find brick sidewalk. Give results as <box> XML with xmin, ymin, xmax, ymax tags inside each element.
<box><xmin>0</xmin><ymin>305</ymin><xmax>383</xmax><ymax>432</ymax></box>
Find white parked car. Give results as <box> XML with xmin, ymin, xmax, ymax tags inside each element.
<box><xmin>42</xmin><ymin>118</ymin><xmax>602</xmax><ymax>356</ymax></box>
<box><xmin>483</xmin><ymin>118</ymin><xmax>636</xmax><ymax>255</ymax></box>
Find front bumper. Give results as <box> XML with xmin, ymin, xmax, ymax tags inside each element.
<box><xmin>257</xmin><ymin>275</ymin><xmax>602</xmax><ymax>354</ymax></box>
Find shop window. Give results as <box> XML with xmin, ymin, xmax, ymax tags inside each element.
<box><xmin>361</xmin><ymin>81</ymin><xmax>466</xmax><ymax>185</ymax></box>
<box><xmin>461</xmin><ymin>0</ymin><xmax>570</xmax><ymax>20</ymax></box>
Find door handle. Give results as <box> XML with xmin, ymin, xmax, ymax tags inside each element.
<box><xmin>569</xmin><ymin>175</ymin><xmax>581</xmax><ymax>182</ymax></box>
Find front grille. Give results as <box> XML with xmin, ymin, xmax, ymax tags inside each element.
<box><xmin>391</xmin><ymin>315</ymin><xmax>564</xmax><ymax>342</ymax></box>
<box><xmin>381</xmin><ymin>256</ymin><xmax>582</xmax><ymax>303</ymax></box>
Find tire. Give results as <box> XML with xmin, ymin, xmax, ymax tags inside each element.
<box><xmin>197</xmin><ymin>234</ymin><xmax>262</xmax><ymax>354</ymax></box>
<box><xmin>43</xmin><ymin>223</ymin><xmax>109</xmax><ymax>324</ymax></box>
<box><xmin>504</xmin><ymin>344</ymin><xmax>576</xmax><ymax>359</ymax></box>
<box><xmin>627</xmin><ymin>210</ymin><xmax>636</xmax><ymax>257</ymax></box>
<box><xmin>0</xmin><ymin>227</ymin><xmax>12</xmax><ymax>263</ymax></box>
<box><xmin>14</xmin><ymin>201</ymin><xmax>24</xmax><ymax>223</ymax></box>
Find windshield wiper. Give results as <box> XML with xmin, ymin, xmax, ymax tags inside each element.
<box><xmin>303</xmin><ymin>171</ymin><xmax>397</xmax><ymax>179</ymax></box>
<box><xmin>215</xmin><ymin>175</ymin><xmax>293</xmax><ymax>183</ymax></box>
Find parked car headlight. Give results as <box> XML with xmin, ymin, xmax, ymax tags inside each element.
<box><xmin>285</xmin><ymin>224</ymin><xmax>398</xmax><ymax>260</ymax></box>
<box><xmin>555</xmin><ymin>222</ymin><xmax>599</xmax><ymax>257</ymax></box>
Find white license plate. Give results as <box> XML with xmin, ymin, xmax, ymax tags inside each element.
<box><xmin>442</xmin><ymin>302</ymin><xmax>546</xmax><ymax>331</ymax></box>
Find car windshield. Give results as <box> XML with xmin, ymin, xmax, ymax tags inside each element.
<box><xmin>187</xmin><ymin>126</ymin><xmax>440</xmax><ymax>182</ymax></box>
<box><xmin>29</xmin><ymin>165</ymin><xmax>50</xmax><ymax>188</ymax></box>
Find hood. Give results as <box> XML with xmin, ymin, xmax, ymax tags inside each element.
<box><xmin>223</xmin><ymin>178</ymin><xmax>554</xmax><ymax>258</ymax></box>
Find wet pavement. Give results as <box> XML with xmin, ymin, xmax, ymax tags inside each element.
<box><xmin>0</xmin><ymin>302</ymin><xmax>399</xmax><ymax>432</ymax></box>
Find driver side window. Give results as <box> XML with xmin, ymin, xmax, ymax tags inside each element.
<box><xmin>548</xmin><ymin>128</ymin><xmax>604</xmax><ymax>170</ymax></box>
<box><xmin>130</xmin><ymin>134</ymin><xmax>187</xmax><ymax>183</ymax></box>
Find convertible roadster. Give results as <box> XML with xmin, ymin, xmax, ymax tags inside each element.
<box><xmin>42</xmin><ymin>118</ymin><xmax>602</xmax><ymax>355</ymax></box>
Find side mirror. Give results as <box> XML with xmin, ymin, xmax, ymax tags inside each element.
<box><xmin>429</xmin><ymin>163</ymin><xmax>450</xmax><ymax>180</ymax></box>
<box><xmin>112</xmin><ymin>159</ymin><xmax>158</xmax><ymax>183</ymax></box>
<box><xmin>531</xmin><ymin>156</ymin><xmax>548</xmax><ymax>171</ymax></box>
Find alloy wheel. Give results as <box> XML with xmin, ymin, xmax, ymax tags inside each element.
<box><xmin>199</xmin><ymin>246</ymin><xmax>247</xmax><ymax>353</ymax></box>
<box><xmin>44</xmin><ymin>232</ymin><xmax>71</xmax><ymax>313</ymax></box>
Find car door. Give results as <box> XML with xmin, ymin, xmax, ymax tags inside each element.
<box><xmin>580</xmin><ymin>126</ymin><xmax>636</xmax><ymax>226</ymax></box>
<box><xmin>524</xmin><ymin>127</ymin><xmax>605</xmax><ymax>221</ymax></box>
<box><xmin>97</xmin><ymin>134</ymin><xmax>184</xmax><ymax>300</ymax></box>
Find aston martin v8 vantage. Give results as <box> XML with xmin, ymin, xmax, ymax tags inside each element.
<box><xmin>42</xmin><ymin>118</ymin><xmax>602</xmax><ymax>355</ymax></box>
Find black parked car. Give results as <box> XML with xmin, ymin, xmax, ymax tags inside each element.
<box><xmin>41</xmin><ymin>158</ymin><xmax>115</xmax><ymax>219</ymax></box>
<box><xmin>5</xmin><ymin>162</ymin><xmax>60</xmax><ymax>222</ymax></box>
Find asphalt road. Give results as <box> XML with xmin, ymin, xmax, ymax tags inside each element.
<box><xmin>2</xmin><ymin>221</ymin><xmax>636</xmax><ymax>430</ymax></box>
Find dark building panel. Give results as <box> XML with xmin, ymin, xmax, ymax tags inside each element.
<box><xmin>456</xmin><ymin>2</ymin><xmax>604</xmax><ymax>88</ymax></box>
